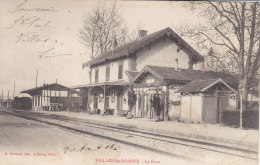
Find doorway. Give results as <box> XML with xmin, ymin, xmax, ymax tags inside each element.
<box><xmin>204</xmin><ymin>93</ymin><xmax>228</xmax><ymax>124</ymax></box>
<box><xmin>94</xmin><ymin>94</ymin><xmax>98</xmax><ymax>110</ymax></box>
<box><xmin>117</xmin><ymin>95</ymin><xmax>123</xmax><ymax>111</ymax></box>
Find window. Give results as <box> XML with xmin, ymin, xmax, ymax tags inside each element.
<box><xmin>95</xmin><ymin>68</ymin><xmax>99</xmax><ymax>83</ymax></box>
<box><xmin>118</xmin><ymin>62</ymin><xmax>123</xmax><ymax>79</ymax></box>
<box><xmin>111</xmin><ymin>92</ymin><xmax>115</xmax><ymax>103</ymax></box>
<box><xmin>106</xmin><ymin>65</ymin><xmax>110</xmax><ymax>81</ymax></box>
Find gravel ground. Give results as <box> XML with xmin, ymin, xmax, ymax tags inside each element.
<box><xmin>0</xmin><ymin>113</ymin><xmax>197</xmax><ymax>165</ymax></box>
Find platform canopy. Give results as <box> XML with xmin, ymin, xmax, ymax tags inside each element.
<box><xmin>21</xmin><ymin>83</ymin><xmax>77</xmax><ymax>96</ymax></box>
<box><xmin>72</xmin><ymin>80</ymin><xmax>129</xmax><ymax>89</ymax></box>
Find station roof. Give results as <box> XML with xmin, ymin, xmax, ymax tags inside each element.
<box><xmin>132</xmin><ymin>65</ymin><xmax>238</xmax><ymax>88</ymax></box>
<box><xmin>82</xmin><ymin>27</ymin><xmax>204</xmax><ymax>68</ymax></box>
<box><xmin>21</xmin><ymin>83</ymin><xmax>77</xmax><ymax>96</ymax></box>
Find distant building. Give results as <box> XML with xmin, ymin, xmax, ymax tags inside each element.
<box><xmin>21</xmin><ymin>83</ymin><xmax>79</xmax><ymax>111</ymax></box>
<box><xmin>1</xmin><ymin>99</ymin><xmax>12</xmax><ymax>109</ymax></box>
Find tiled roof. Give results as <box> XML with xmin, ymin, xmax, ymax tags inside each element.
<box><xmin>133</xmin><ymin>65</ymin><xmax>238</xmax><ymax>88</ymax></box>
<box><xmin>176</xmin><ymin>79</ymin><xmax>236</xmax><ymax>93</ymax></box>
<box><xmin>83</xmin><ymin>27</ymin><xmax>204</xmax><ymax>68</ymax></box>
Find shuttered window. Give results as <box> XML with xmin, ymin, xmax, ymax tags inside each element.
<box><xmin>118</xmin><ymin>63</ymin><xmax>123</xmax><ymax>79</ymax></box>
<box><xmin>106</xmin><ymin>65</ymin><xmax>110</xmax><ymax>81</ymax></box>
<box><xmin>95</xmin><ymin>68</ymin><xmax>99</xmax><ymax>83</ymax></box>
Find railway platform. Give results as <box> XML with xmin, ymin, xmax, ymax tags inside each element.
<box><xmin>1</xmin><ymin>108</ymin><xmax>258</xmax><ymax>152</ymax></box>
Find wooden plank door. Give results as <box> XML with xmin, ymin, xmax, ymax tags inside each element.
<box><xmin>117</xmin><ymin>95</ymin><xmax>123</xmax><ymax>111</ymax></box>
<box><xmin>204</xmin><ymin>96</ymin><xmax>218</xmax><ymax>124</ymax></box>
<box><xmin>218</xmin><ymin>96</ymin><xmax>227</xmax><ymax>123</ymax></box>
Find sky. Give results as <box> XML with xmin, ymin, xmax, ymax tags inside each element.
<box><xmin>0</xmin><ymin>0</ymin><xmax>202</xmax><ymax>99</ymax></box>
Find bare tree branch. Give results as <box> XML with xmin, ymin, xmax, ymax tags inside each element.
<box><xmin>79</xmin><ymin>1</ymin><xmax>128</xmax><ymax>59</ymax></box>
<box><xmin>173</xmin><ymin>2</ymin><xmax>260</xmax><ymax>101</ymax></box>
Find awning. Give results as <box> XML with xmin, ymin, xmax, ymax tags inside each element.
<box><xmin>72</xmin><ymin>80</ymin><xmax>129</xmax><ymax>89</ymax></box>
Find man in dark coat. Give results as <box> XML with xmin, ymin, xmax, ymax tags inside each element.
<box><xmin>151</xmin><ymin>88</ymin><xmax>161</xmax><ymax>121</ymax></box>
<box><xmin>159</xmin><ymin>94</ymin><xmax>165</xmax><ymax>121</ymax></box>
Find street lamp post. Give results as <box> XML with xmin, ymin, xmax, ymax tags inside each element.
<box><xmin>238</xmin><ymin>83</ymin><xmax>243</xmax><ymax>128</ymax></box>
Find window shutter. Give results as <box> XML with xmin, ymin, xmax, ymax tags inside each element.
<box><xmin>106</xmin><ymin>66</ymin><xmax>110</xmax><ymax>81</ymax></box>
<box><xmin>95</xmin><ymin>68</ymin><xmax>99</xmax><ymax>83</ymax></box>
<box><xmin>118</xmin><ymin>63</ymin><xmax>123</xmax><ymax>79</ymax></box>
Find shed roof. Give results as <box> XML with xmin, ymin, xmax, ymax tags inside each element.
<box><xmin>133</xmin><ymin>65</ymin><xmax>238</xmax><ymax>88</ymax></box>
<box><xmin>82</xmin><ymin>27</ymin><xmax>204</xmax><ymax>68</ymax></box>
<box><xmin>176</xmin><ymin>79</ymin><xmax>236</xmax><ymax>93</ymax></box>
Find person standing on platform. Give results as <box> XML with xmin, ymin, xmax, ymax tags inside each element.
<box><xmin>151</xmin><ymin>88</ymin><xmax>161</xmax><ymax>122</ymax></box>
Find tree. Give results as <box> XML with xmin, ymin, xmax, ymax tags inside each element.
<box><xmin>175</xmin><ymin>2</ymin><xmax>260</xmax><ymax>103</ymax></box>
<box><xmin>79</xmin><ymin>1</ymin><xmax>128</xmax><ymax>59</ymax></box>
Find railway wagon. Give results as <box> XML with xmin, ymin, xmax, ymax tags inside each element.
<box><xmin>13</xmin><ymin>96</ymin><xmax>32</xmax><ymax>110</ymax></box>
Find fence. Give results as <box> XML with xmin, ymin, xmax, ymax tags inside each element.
<box><xmin>221</xmin><ymin>110</ymin><xmax>259</xmax><ymax>129</ymax></box>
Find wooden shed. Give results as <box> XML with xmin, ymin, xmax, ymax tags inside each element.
<box><xmin>177</xmin><ymin>78</ymin><xmax>236</xmax><ymax>124</ymax></box>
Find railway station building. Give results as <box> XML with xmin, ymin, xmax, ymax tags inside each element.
<box><xmin>76</xmin><ymin>27</ymin><xmax>238</xmax><ymax>123</ymax></box>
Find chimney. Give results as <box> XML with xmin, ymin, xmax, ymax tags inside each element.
<box><xmin>138</xmin><ymin>30</ymin><xmax>147</xmax><ymax>38</ymax></box>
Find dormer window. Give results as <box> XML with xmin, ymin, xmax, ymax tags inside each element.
<box><xmin>118</xmin><ymin>62</ymin><xmax>123</xmax><ymax>80</ymax></box>
<box><xmin>106</xmin><ymin>65</ymin><xmax>110</xmax><ymax>81</ymax></box>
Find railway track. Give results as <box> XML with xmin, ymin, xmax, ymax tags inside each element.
<box><xmin>0</xmin><ymin>110</ymin><xmax>258</xmax><ymax>162</ymax></box>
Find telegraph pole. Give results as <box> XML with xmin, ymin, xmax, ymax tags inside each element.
<box><xmin>1</xmin><ymin>90</ymin><xmax>3</xmax><ymax>108</ymax></box>
<box><xmin>7</xmin><ymin>90</ymin><xmax>9</xmax><ymax>109</ymax></box>
<box><xmin>239</xmin><ymin>82</ymin><xmax>243</xmax><ymax>128</ymax></box>
<box><xmin>13</xmin><ymin>81</ymin><xmax>15</xmax><ymax>99</ymax></box>
<box><xmin>35</xmin><ymin>69</ymin><xmax>38</xmax><ymax>88</ymax></box>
